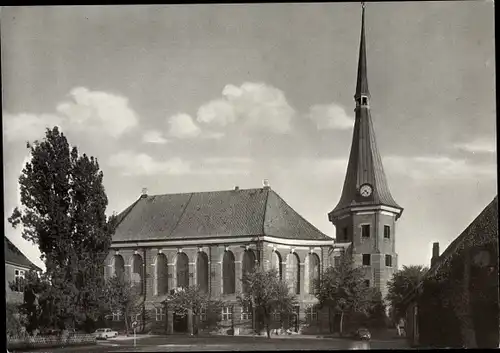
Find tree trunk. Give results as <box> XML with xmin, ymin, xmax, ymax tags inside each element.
<box><xmin>266</xmin><ymin>321</ymin><xmax>271</xmax><ymax>339</ymax></box>
<box><xmin>328</xmin><ymin>307</ymin><xmax>333</xmax><ymax>333</ymax></box>
<box><xmin>339</xmin><ymin>312</ymin><xmax>344</xmax><ymax>337</ymax></box>
<box><xmin>124</xmin><ymin>310</ymin><xmax>130</xmax><ymax>337</ymax></box>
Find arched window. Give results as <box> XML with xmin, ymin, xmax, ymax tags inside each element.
<box><xmin>131</xmin><ymin>254</ymin><xmax>143</xmax><ymax>295</ymax></box>
<box><xmin>242</xmin><ymin>250</ymin><xmax>256</xmax><ymax>293</ymax></box>
<box><xmin>176</xmin><ymin>253</ymin><xmax>189</xmax><ymax>289</ymax></box>
<box><xmin>308</xmin><ymin>253</ymin><xmax>320</xmax><ymax>295</ymax></box>
<box><xmin>156</xmin><ymin>254</ymin><xmax>168</xmax><ymax>295</ymax></box>
<box><xmin>113</xmin><ymin>255</ymin><xmax>125</xmax><ymax>282</ymax></box>
<box><xmin>271</xmin><ymin>251</ymin><xmax>282</xmax><ymax>279</ymax></box>
<box><xmin>222</xmin><ymin>251</ymin><xmax>235</xmax><ymax>295</ymax></box>
<box><xmin>197</xmin><ymin>252</ymin><xmax>209</xmax><ymax>293</ymax></box>
<box><xmin>286</xmin><ymin>252</ymin><xmax>300</xmax><ymax>295</ymax></box>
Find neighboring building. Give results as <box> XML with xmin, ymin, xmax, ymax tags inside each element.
<box><xmin>403</xmin><ymin>196</ymin><xmax>498</xmax><ymax>348</ymax></box>
<box><xmin>328</xmin><ymin>3</ymin><xmax>403</xmax><ymax>301</ymax></box>
<box><xmin>106</xmin><ymin>186</ymin><xmax>350</xmax><ymax>334</ymax></box>
<box><xmin>5</xmin><ymin>236</ymin><xmax>42</xmax><ymax>303</ymax></box>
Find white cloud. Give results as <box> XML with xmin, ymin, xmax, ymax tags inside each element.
<box><xmin>109</xmin><ymin>152</ymin><xmax>251</xmax><ymax>176</ymax></box>
<box><xmin>109</xmin><ymin>152</ymin><xmax>192</xmax><ymax>176</ymax></box>
<box><xmin>306</xmin><ymin>103</ymin><xmax>354</xmax><ymax>130</ymax></box>
<box><xmin>383</xmin><ymin>155</ymin><xmax>497</xmax><ymax>181</ymax></box>
<box><xmin>3</xmin><ymin>113</ymin><xmax>63</xmax><ymax>142</ymax></box>
<box><xmin>203</xmin><ymin>157</ymin><xmax>253</xmax><ymax>164</ymax></box>
<box><xmin>167</xmin><ymin>113</ymin><xmax>201</xmax><ymax>139</ymax></box>
<box><xmin>453</xmin><ymin>138</ymin><xmax>496</xmax><ymax>154</ymax></box>
<box><xmin>142</xmin><ymin>130</ymin><xmax>169</xmax><ymax>144</ymax></box>
<box><xmin>56</xmin><ymin>87</ymin><xmax>138</xmax><ymax>137</ymax></box>
<box><xmin>197</xmin><ymin>82</ymin><xmax>295</xmax><ymax>134</ymax></box>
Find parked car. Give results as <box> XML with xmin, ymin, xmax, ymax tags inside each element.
<box><xmin>353</xmin><ymin>328</ymin><xmax>371</xmax><ymax>341</ymax></box>
<box><xmin>93</xmin><ymin>328</ymin><xmax>118</xmax><ymax>339</ymax></box>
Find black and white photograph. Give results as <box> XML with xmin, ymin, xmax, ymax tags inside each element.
<box><xmin>2</xmin><ymin>2</ymin><xmax>497</xmax><ymax>351</ymax></box>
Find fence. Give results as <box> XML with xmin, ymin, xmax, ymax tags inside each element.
<box><xmin>7</xmin><ymin>333</ymin><xmax>97</xmax><ymax>351</ymax></box>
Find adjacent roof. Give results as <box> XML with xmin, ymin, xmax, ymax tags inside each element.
<box><xmin>402</xmin><ymin>195</ymin><xmax>498</xmax><ymax>305</ymax></box>
<box><xmin>4</xmin><ymin>236</ymin><xmax>41</xmax><ymax>271</ymax></box>
<box><xmin>112</xmin><ymin>187</ymin><xmax>332</xmax><ymax>243</ymax></box>
<box><xmin>330</xmin><ymin>4</ymin><xmax>402</xmax><ymax>217</ymax></box>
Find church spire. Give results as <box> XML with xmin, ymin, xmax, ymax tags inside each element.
<box><xmin>355</xmin><ymin>2</ymin><xmax>370</xmax><ymax>105</ymax></box>
<box><xmin>329</xmin><ymin>3</ymin><xmax>403</xmax><ymax>222</ymax></box>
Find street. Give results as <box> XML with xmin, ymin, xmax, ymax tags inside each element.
<box><xmin>11</xmin><ymin>335</ymin><xmax>411</xmax><ymax>352</ymax></box>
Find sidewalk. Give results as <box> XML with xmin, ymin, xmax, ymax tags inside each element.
<box><xmin>109</xmin><ymin>334</ymin><xmax>160</xmax><ymax>341</ymax></box>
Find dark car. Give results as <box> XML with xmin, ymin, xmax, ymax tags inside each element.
<box><xmin>354</xmin><ymin>328</ymin><xmax>371</xmax><ymax>341</ymax></box>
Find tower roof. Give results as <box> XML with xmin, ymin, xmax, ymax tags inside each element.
<box><xmin>330</xmin><ymin>3</ymin><xmax>402</xmax><ymax>218</ymax></box>
<box><xmin>355</xmin><ymin>3</ymin><xmax>370</xmax><ymax>100</ymax></box>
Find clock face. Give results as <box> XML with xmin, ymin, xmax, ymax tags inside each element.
<box><xmin>359</xmin><ymin>184</ymin><xmax>373</xmax><ymax>197</ymax></box>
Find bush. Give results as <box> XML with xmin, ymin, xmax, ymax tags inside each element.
<box><xmin>7</xmin><ymin>333</ymin><xmax>97</xmax><ymax>351</ymax></box>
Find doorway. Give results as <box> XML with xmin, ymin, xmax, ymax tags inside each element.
<box><xmin>173</xmin><ymin>312</ymin><xmax>188</xmax><ymax>333</ymax></box>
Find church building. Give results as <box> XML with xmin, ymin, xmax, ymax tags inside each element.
<box><xmin>105</xmin><ymin>4</ymin><xmax>401</xmax><ymax>334</ymax></box>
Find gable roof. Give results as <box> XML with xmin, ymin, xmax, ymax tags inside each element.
<box><xmin>112</xmin><ymin>187</ymin><xmax>332</xmax><ymax>243</ymax></box>
<box><xmin>4</xmin><ymin>236</ymin><xmax>41</xmax><ymax>271</ymax></box>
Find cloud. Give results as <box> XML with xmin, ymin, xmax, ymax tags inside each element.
<box><xmin>142</xmin><ymin>130</ymin><xmax>169</xmax><ymax>144</ymax></box>
<box><xmin>306</xmin><ymin>103</ymin><xmax>354</xmax><ymax>130</ymax></box>
<box><xmin>383</xmin><ymin>155</ymin><xmax>496</xmax><ymax>181</ymax></box>
<box><xmin>56</xmin><ymin>87</ymin><xmax>139</xmax><ymax>137</ymax></box>
<box><xmin>167</xmin><ymin>113</ymin><xmax>202</xmax><ymax>139</ymax></box>
<box><xmin>203</xmin><ymin>157</ymin><xmax>253</xmax><ymax>164</ymax></box>
<box><xmin>197</xmin><ymin>82</ymin><xmax>295</xmax><ymax>134</ymax></box>
<box><xmin>108</xmin><ymin>152</ymin><xmax>251</xmax><ymax>176</ymax></box>
<box><xmin>453</xmin><ymin>138</ymin><xmax>496</xmax><ymax>154</ymax></box>
<box><xmin>109</xmin><ymin>152</ymin><xmax>192</xmax><ymax>176</ymax></box>
<box><xmin>3</xmin><ymin>113</ymin><xmax>63</xmax><ymax>142</ymax></box>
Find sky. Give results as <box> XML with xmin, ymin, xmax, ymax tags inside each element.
<box><xmin>2</xmin><ymin>2</ymin><xmax>496</xmax><ymax>271</ymax></box>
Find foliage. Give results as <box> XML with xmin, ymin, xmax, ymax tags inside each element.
<box><xmin>386</xmin><ymin>265</ymin><xmax>428</xmax><ymax>322</ymax></box>
<box><xmin>103</xmin><ymin>276</ymin><xmax>143</xmax><ymax>336</ymax></box>
<box><xmin>239</xmin><ymin>267</ymin><xmax>298</xmax><ymax>338</ymax></box>
<box><xmin>165</xmin><ymin>286</ymin><xmax>223</xmax><ymax>335</ymax></box>
<box><xmin>315</xmin><ymin>254</ymin><xmax>374</xmax><ymax>335</ymax></box>
<box><xmin>6</xmin><ymin>302</ymin><xmax>26</xmax><ymax>338</ymax></box>
<box><xmin>8</xmin><ymin>126</ymin><xmax>117</xmax><ymax>331</ymax></box>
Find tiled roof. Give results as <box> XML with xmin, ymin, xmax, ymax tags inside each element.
<box><xmin>4</xmin><ymin>236</ymin><xmax>41</xmax><ymax>271</ymax></box>
<box><xmin>112</xmin><ymin>188</ymin><xmax>332</xmax><ymax>243</ymax></box>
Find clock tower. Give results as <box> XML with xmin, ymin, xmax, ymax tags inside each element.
<box><xmin>328</xmin><ymin>3</ymin><xmax>403</xmax><ymax>300</ymax></box>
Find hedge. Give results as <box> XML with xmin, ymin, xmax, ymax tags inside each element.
<box><xmin>7</xmin><ymin>333</ymin><xmax>97</xmax><ymax>351</ymax></box>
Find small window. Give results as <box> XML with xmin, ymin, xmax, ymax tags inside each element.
<box><xmin>112</xmin><ymin>312</ymin><xmax>122</xmax><ymax>321</ymax></box>
<box><xmin>221</xmin><ymin>306</ymin><xmax>233</xmax><ymax>321</ymax></box>
<box><xmin>361</xmin><ymin>96</ymin><xmax>368</xmax><ymax>105</ymax></box>
<box><xmin>384</xmin><ymin>225</ymin><xmax>391</xmax><ymax>239</ymax></box>
<box><xmin>14</xmin><ymin>269</ymin><xmax>26</xmax><ymax>292</ymax></box>
<box><xmin>306</xmin><ymin>306</ymin><xmax>318</xmax><ymax>323</ymax></box>
<box><xmin>334</xmin><ymin>256</ymin><xmax>340</xmax><ymax>268</ymax></box>
<box><xmin>385</xmin><ymin>255</ymin><xmax>393</xmax><ymax>267</ymax></box>
<box><xmin>362</xmin><ymin>254</ymin><xmax>371</xmax><ymax>266</ymax></box>
<box><xmin>364</xmin><ymin>279</ymin><xmax>370</xmax><ymax>288</ymax></box>
<box><xmin>361</xmin><ymin>225</ymin><xmax>370</xmax><ymax>238</ymax></box>
<box><xmin>342</xmin><ymin>227</ymin><xmax>348</xmax><ymax>241</ymax></box>
<box><xmin>241</xmin><ymin>305</ymin><xmax>252</xmax><ymax>320</ymax></box>
<box><xmin>155</xmin><ymin>308</ymin><xmax>165</xmax><ymax>322</ymax></box>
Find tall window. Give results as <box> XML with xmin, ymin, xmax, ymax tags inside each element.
<box><xmin>286</xmin><ymin>253</ymin><xmax>300</xmax><ymax>295</ymax></box>
<box><xmin>334</xmin><ymin>256</ymin><xmax>340</xmax><ymax>268</ymax></box>
<box><xmin>155</xmin><ymin>308</ymin><xmax>165</xmax><ymax>322</ymax></box>
<box><xmin>385</xmin><ymin>255</ymin><xmax>393</xmax><ymax>267</ymax></box>
<box><xmin>112</xmin><ymin>312</ymin><xmax>122</xmax><ymax>321</ymax></box>
<box><xmin>361</xmin><ymin>225</ymin><xmax>370</xmax><ymax>238</ymax></box>
<box><xmin>222</xmin><ymin>251</ymin><xmax>235</xmax><ymax>294</ymax></box>
<box><xmin>384</xmin><ymin>225</ymin><xmax>391</xmax><ymax>239</ymax></box>
<box><xmin>113</xmin><ymin>255</ymin><xmax>125</xmax><ymax>282</ymax></box>
<box><xmin>156</xmin><ymin>254</ymin><xmax>168</xmax><ymax>295</ymax></box>
<box><xmin>14</xmin><ymin>269</ymin><xmax>25</xmax><ymax>292</ymax></box>
<box><xmin>241</xmin><ymin>305</ymin><xmax>252</xmax><ymax>320</ymax></box>
<box><xmin>242</xmin><ymin>250</ymin><xmax>256</xmax><ymax>293</ymax></box>
<box><xmin>271</xmin><ymin>251</ymin><xmax>282</xmax><ymax>279</ymax></box>
<box><xmin>362</xmin><ymin>254</ymin><xmax>371</xmax><ymax>266</ymax></box>
<box><xmin>308</xmin><ymin>254</ymin><xmax>320</xmax><ymax>295</ymax></box>
<box><xmin>221</xmin><ymin>306</ymin><xmax>233</xmax><ymax>321</ymax></box>
<box><xmin>176</xmin><ymin>253</ymin><xmax>189</xmax><ymax>288</ymax></box>
<box><xmin>197</xmin><ymin>252</ymin><xmax>209</xmax><ymax>293</ymax></box>
<box><xmin>131</xmin><ymin>254</ymin><xmax>144</xmax><ymax>295</ymax></box>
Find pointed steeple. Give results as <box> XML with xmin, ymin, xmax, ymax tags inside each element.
<box><xmin>355</xmin><ymin>2</ymin><xmax>370</xmax><ymax>103</ymax></box>
<box><xmin>329</xmin><ymin>3</ymin><xmax>403</xmax><ymax>221</ymax></box>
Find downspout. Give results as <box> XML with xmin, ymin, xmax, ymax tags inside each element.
<box><xmin>142</xmin><ymin>248</ymin><xmax>147</xmax><ymax>333</ymax></box>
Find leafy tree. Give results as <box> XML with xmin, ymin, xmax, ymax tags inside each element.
<box><xmin>8</xmin><ymin>126</ymin><xmax>116</xmax><ymax>331</ymax></box>
<box><xmin>315</xmin><ymin>254</ymin><xmax>374</xmax><ymax>335</ymax></box>
<box><xmin>165</xmin><ymin>286</ymin><xmax>223</xmax><ymax>335</ymax></box>
<box><xmin>239</xmin><ymin>267</ymin><xmax>298</xmax><ymax>339</ymax></box>
<box><xmin>6</xmin><ymin>302</ymin><xmax>26</xmax><ymax>338</ymax></box>
<box><xmin>103</xmin><ymin>276</ymin><xmax>143</xmax><ymax>336</ymax></box>
<box><xmin>386</xmin><ymin>265</ymin><xmax>428</xmax><ymax>323</ymax></box>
